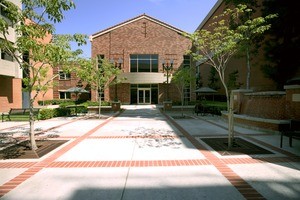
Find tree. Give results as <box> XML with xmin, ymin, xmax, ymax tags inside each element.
<box><xmin>76</xmin><ymin>57</ymin><xmax>121</xmax><ymax>118</ymax></box>
<box><xmin>187</xmin><ymin>4</ymin><xmax>275</xmax><ymax>148</ymax></box>
<box><xmin>227</xmin><ymin>70</ymin><xmax>242</xmax><ymax>90</ymax></box>
<box><xmin>208</xmin><ymin>67</ymin><xmax>220</xmax><ymax>91</ymax></box>
<box><xmin>225</xmin><ymin>0</ymin><xmax>277</xmax><ymax>90</ymax></box>
<box><xmin>0</xmin><ymin>0</ymin><xmax>90</xmax><ymax>150</ymax></box>
<box><xmin>171</xmin><ymin>66</ymin><xmax>194</xmax><ymax>117</ymax></box>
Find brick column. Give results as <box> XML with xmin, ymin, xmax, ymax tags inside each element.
<box><xmin>284</xmin><ymin>85</ymin><xmax>300</xmax><ymax>120</ymax></box>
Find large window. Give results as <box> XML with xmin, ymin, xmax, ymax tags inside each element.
<box><xmin>183</xmin><ymin>55</ymin><xmax>191</xmax><ymax>68</ymax></box>
<box><xmin>130</xmin><ymin>54</ymin><xmax>158</xmax><ymax>72</ymax></box>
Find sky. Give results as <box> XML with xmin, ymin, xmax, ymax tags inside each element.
<box><xmin>54</xmin><ymin>0</ymin><xmax>218</xmax><ymax>58</ymax></box>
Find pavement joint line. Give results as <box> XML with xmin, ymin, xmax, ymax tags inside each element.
<box><xmin>0</xmin><ymin>111</ymin><xmax>123</xmax><ymax>197</ymax></box>
<box><xmin>161</xmin><ymin>111</ymin><xmax>267</xmax><ymax>200</ymax></box>
<box><xmin>1</xmin><ymin>108</ymin><xmax>298</xmax><ymax>199</ymax></box>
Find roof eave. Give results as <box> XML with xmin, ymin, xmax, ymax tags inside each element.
<box><xmin>194</xmin><ymin>0</ymin><xmax>223</xmax><ymax>32</ymax></box>
<box><xmin>90</xmin><ymin>14</ymin><xmax>187</xmax><ymax>40</ymax></box>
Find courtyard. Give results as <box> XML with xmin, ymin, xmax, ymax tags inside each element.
<box><xmin>0</xmin><ymin>105</ymin><xmax>300</xmax><ymax>200</ymax></box>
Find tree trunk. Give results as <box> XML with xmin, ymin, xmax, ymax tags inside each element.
<box><xmin>29</xmin><ymin>98</ymin><xmax>37</xmax><ymax>150</ymax></box>
<box><xmin>181</xmin><ymin>88</ymin><xmax>184</xmax><ymax>117</ymax></box>
<box><xmin>246</xmin><ymin>46</ymin><xmax>251</xmax><ymax>90</ymax></box>
<box><xmin>218</xmin><ymin>72</ymin><xmax>234</xmax><ymax>149</ymax></box>
<box><xmin>98</xmin><ymin>88</ymin><xmax>102</xmax><ymax>119</ymax></box>
<box><xmin>228</xmin><ymin>91</ymin><xmax>235</xmax><ymax>149</ymax></box>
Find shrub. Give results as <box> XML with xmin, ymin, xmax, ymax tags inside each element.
<box><xmin>39</xmin><ymin>109</ymin><xmax>55</xmax><ymax>120</ymax></box>
<box><xmin>81</xmin><ymin>101</ymin><xmax>111</xmax><ymax>107</ymax></box>
<box><xmin>38</xmin><ymin>99</ymin><xmax>74</xmax><ymax>106</ymax></box>
<box><xmin>54</xmin><ymin>107</ymin><xmax>71</xmax><ymax>117</ymax></box>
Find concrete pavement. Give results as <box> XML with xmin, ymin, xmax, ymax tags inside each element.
<box><xmin>0</xmin><ymin>105</ymin><xmax>300</xmax><ymax>200</ymax></box>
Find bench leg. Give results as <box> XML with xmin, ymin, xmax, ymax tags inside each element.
<box><xmin>289</xmin><ymin>135</ymin><xmax>293</xmax><ymax>147</ymax></box>
<box><xmin>280</xmin><ymin>132</ymin><xmax>283</xmax><ymax>148</ymax></box>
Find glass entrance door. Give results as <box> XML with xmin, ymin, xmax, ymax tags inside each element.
<box><xmin>138</xmin><ymin>88</ymin><xmax>151</xmax><ymax>104</ymax></box>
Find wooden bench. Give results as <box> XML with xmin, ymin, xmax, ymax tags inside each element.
<box><xmin>280</xmin><ymin>120</ymin><xmax>300</xmax><ymax>148</ymax></box>
<box><xmin>1</xmin><ymin>108</ymin><xmax>40</xmax><ymax>122</ymax></box>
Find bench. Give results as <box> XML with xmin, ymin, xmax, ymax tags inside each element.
<box><xmin>280</xmin><ymin>120</ymin><xmax>300</xmax><ymax>148</ymax></box>
<box><xmin>1</xmin><ymin>108</ymin><xmax>40</xmax><ymax>122</ymax></box>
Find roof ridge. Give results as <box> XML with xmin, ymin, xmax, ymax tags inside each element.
<box><xmin>90</xmin><ymin>14</ymin><xmax>187</xmax><ymax>40</ymax></box>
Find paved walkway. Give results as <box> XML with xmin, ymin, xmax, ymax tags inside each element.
<box><xmin>0</xmin><ymin>105</ymin><xmax>300</xmax><ymax>200</ymax></box>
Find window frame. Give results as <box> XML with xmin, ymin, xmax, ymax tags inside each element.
<box><xmin>59</xmin><ymin>91</ymin><xmax>71</xmax><ymax>99</ymax></box>
<box><xmin>58</xmin><ymin>70</ymin><xmax>71</xmax><ymax>80</ymax></box>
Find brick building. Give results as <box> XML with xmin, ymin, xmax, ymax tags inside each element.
<box><xmin>0</xmin><ymin>0</ymin><xmax>22</xmax><ymax>112</ymax></box>
<box><xmin>195</xmin><ymin>0</ymin><xmax>300</xmax><ymax>93</ymax></box>
<box><xmin>90</xmin><ymin>14</ymin><xmax>194</xmax><ymax>104</ymax></box>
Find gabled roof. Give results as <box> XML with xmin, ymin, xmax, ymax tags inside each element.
<box><xmin>90</xmin><ymin>14</ymin><xmax>187</xmax><ymax>40</ymax></box>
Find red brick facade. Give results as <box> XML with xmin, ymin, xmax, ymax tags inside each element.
<box><xmin>195</xmin><ymin>0</ymin><xmax>278</xmax><ymax>93</ymax></box>
<box><xmin>91</xmin><ymin>14</ymin><xmax>193</xmax><ymax>104</ymax></box>
<box><xmin>0</xmin><ymin>77</ymin><xmax>22</xmax><ymax>112</ymax></box>
<box><xmin>53</xmin><ymin>67</ymin><xmax>90</xmax><ymax>101</ymax></box>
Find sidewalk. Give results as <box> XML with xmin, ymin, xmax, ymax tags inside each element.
<box><xmin>0</xmin><ymin>105</ymin><xmax>300</xmax><ymax>200</ymax></box>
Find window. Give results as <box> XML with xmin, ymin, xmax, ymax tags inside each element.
<box><xmin>1</xmin><ymin>50</ymin><xmax>13</xmax><ymax>62</ymax></box>
<box><xmin>97</xmin><ymin>54</ymin><xmax>104</xmax><ymax>69</ymax></box>
<box><xmin>0</xmin><ymin>3</ymin><xmax>13</xmax><ymax>27</ymax></box>
<box><xmin>98</xmin><ymin>88</ymin><xmax>105</xmax><ymax>101</ymax></box>
<box><xmin>183</xmin><ymin>86</ymin><xmax>191</xmax><ymax>104</ymax></box>
<box><xmin>59</xmin><ymin>70</ymin><xmax>70</xmax><ymax>80</ymax></box>
<box><xmin>130</xmin><ymin>54</ymin><xmax>158</xmax><ymax>72</ymax></box>
<box><xmin>59</xmin><ymin>92</ymin><xmax>70</xmax><ymax>99</ymax></box>
<box><xmin>183</xmin><ymin>55</ymin><xmax>191</xmax><ymax>68</ymax></box>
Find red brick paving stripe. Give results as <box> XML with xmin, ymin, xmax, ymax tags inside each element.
<box><xmin>47</xmin><ymin>159</ymin><xmax>211</xmax><ymax>168</ymax></box>
<box><xmin>162</xmin><ymin>111</ymin><xmax>267</xmax><ymax>200</ymax></box>
<box><xmin>0</xmin><ymin>162</ymin><xmax>37</xmax><ymax>169</ymax></box>
<box><xmin>0</xmin><ymin>112</ymin><xmax>123</xmax><ymax>198</ymax></box>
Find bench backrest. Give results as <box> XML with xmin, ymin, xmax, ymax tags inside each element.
<box><xmin>9</xmin><ymin>108</ymin><xmax>40</xmax><ymax>115</ymax></box>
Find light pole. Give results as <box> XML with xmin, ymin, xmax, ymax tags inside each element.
<box><xmin>162</xmin><ymin>59</ymin><xmax>173</xmax><ymax>101</ymax></box>
<box><xmin>110</xmin><ymin>58</ymin><xmax>123</xmax><ymax>102</ymax></box>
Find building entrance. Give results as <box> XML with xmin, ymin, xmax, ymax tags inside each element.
<box><xmin>138</xmin><ymin>88</ymin><xmax>151</xmax><ymax>104</ymax></box>
<box><xmin>130</xmin><ymin>84</ymin><xmax>158</xmax><ymax>104</ymax></box>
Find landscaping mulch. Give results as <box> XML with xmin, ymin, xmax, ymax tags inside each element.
<box><xmin>201</xmin><ymin>137</ymin><xmax>273</xmax><ymax>156</ymax></box>
<box><xmin>0</xmin><ymin>140</ymin><xmax>68</xmax><ymax>159</ymax></box>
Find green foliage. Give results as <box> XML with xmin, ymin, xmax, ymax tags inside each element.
<box><xmin>208</xmin><ymin>68</ymin><xmax>220</xmax><ymax>90</ymax></box>
<box><xmin>81</xmin><ymin>101</ymin><xmax>111</xmax><ymax>107</ymax></box>
<box><xmin>227</xmin><ymin>70</ymin><xmax>242</xmax><ymax>90</ymax></box>
<box><xmin>187</xmin><ymin>4</ymin><xmax>276</xmax><ymax>108</ymax></box>
<box><xmin>39</xmin><ymin>109</ymin><xmax>55</xmax><ymax>120</ymax></box>
<box><xmin>38</xmin><ymin>99</ymin><xmax>74</xmax><ymax>105</ymax></box>
<box><xmin>0</xmin><ymin>0</ymin><xmax>91</xmax><ymax>150</ymax></box>
<box><xmin>54</xmin><ymin>107</ymin><xmax>70</xmax><ymax>117</ymax></box>
<box><xmin>58</xmin><ymin>101</ymin><xmax>75</xmax><ymax>108</ymax></box>
<box><xmin>77</xmin><ymin>58</ymin><xmax>121</xmax><ymax>93</ymax></box>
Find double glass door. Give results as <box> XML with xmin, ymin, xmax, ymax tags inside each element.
<box><xmin>138</xmin><ymin>88</ymin><xmax>151</xmax><ymax>104</ymax></box>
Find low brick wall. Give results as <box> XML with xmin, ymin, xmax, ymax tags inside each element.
<box><xmin>229</xmin><ymin>86</ymin><xmax>300</xmax><ymax>131</ymax></box>
<box><xmin>241</xmin><ymin>91</ymin><xmax>287</xmax><ymax>120</ymax></box>
<box><xmin>222</xmin><ymin>112</ymin><xmax>290</xmax><ymax>132</ymax></box>
<box><xmin>87</xmin><ymin>106</ymin><xmax>112</xmax><ymax>114</ymax></box>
